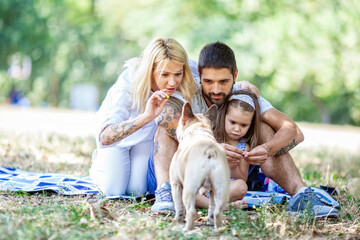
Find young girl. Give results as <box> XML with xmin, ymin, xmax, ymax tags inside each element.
<box><xmin>215</xmin><ymin>89</ymin><xmax>261</xmax><ymax>207</ymax></box>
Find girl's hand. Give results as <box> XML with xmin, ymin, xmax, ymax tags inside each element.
<box><xmin>221</xmin><ymin>143</ymin><xmax>244</xmax><ymax>167</ymax></box>
<box><xmin>243</xmin><ymin>144</ymin><xmax>269</xmax><ymax>165</ymax></box>
<box><xmin>143</xmin><ymin>90</ymin><xmax>169</xmax><ymax>121</ymax></box>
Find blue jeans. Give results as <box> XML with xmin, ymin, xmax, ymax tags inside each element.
<box><xmin>146</xmin><ymin>144</ymin><xmax>157</xmax><ymax>194</ymax></box>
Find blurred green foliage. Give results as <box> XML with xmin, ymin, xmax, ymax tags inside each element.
<box><xmin>1</xmin><ymin>0</ymin><xmax>360</xmax><ymax>125</ymax></box>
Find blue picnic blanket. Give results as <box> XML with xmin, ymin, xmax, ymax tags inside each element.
<box><xmin>0</xmin><ymin>166</ymin><xmax>290</xmax><ymax>205</ymax></box>
<box><xmin>0</xmin><ymin>166</ymin><xmax>339</xmax><ymax>208</ymax></box>
<box><xmin>0</xmin><ymin>166</ymin><xmax>99</xmax><ymax>195</ymax></box>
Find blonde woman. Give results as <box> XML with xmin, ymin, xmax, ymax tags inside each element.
<box><xmin>90</xmin><ymin>37</ymin><xmax>196</xmax><ymax>197</ymax></box>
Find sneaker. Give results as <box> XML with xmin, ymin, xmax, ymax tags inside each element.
<box><xmin>151</xmin><ymin>182</ymin><xmax>175</xmax><ymax>213</ymax></box>
<box><xmin>287</xmin><ymin>187</ymin><xmax>339</xmax><ymax>218</ymax></box>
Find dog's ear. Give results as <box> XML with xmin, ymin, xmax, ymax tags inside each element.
<box><xmin>204</xmin><ymin>104</ymin><xmax>218</xmax><ymax>123</ymax></box>
<box><xmin>182</xmin><ymin>102</ymin><xmax>195</xmax><ymax>121</ymax></box>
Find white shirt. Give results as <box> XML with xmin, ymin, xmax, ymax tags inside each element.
<box><xmin>95</xmin><ymin>68</ymin><xmax>158</xmax><ymax>148</ymax></box>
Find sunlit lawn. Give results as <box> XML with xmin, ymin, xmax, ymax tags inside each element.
<box><xmin>0</xmin><ymin>128</ymin><xmax>359</xmax><ymax>239</ymax></box>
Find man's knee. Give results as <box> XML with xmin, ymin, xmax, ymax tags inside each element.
<box><xmin>154</xmin><ymin>126</ymin><xmax>170</xmax><ymax>142</ymax></box>
<box><xmin>153</xmin><ymin>127</ymin><xmax>178</xmax><ymax>185</ymax></box>
<box><xmin>259</xmin><ymin>122</ymin><xmax>275</xmax><ymax>144</ymax></box>
<box><xmin>153</xmin><ymin>127</ymin><xmax>178</xmax><ymax>160</ymax></box>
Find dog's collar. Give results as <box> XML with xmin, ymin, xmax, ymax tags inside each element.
<box><xmin>179</xmin><ymin>128</ymin><xmax>215</xmax><ymax>141</ymax></box>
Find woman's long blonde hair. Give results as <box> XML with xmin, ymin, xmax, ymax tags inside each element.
<box><xmin>130</xmin><ymin>37</ymin><xmax>195</xmax><ymax>112</ymax></box>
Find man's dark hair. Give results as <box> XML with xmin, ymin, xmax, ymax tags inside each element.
<box><xmin>198</xmin><ymin>41</ymin><xmax>238</xmax><ymax>78</ymax></box>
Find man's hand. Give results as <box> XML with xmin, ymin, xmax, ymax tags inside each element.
<box><xmin>221</xmin><ymin>143</ymin><xmax>244</xmax><ymax>167</ymax></box>
<box><xmin>236</xmin><ymin>81</ymin><xmax>260</xmax><ymax>97</ymax></box>
<box><xmin>243</xmin><ymin>144</ymin><xmax>269</xmax><ymax>165</ymax></box>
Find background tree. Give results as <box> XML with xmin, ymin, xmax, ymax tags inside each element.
<box><xmin>1</xmin><ymin>0</ymin><xmax>359</xmax><ymax>125</ymax></box>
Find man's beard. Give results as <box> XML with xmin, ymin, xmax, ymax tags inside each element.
<box><xmin>202</xmin><ymin>88</ymin><xmax>232</xmax><ymax>107</ymax></box>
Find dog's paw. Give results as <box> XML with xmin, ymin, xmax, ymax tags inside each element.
<box><xmin>183</xmin><ymin>224</ymin><xmax>195</xmax><ymax>232</ymax></box>
<box><xmin>214</xmin><ymin>226</ymin><xmax>227</xmax><ymax>234</ymax></box>
<box><xmin>206</xmin><ymin>221</ymin><xmax>214</xmax><ymax>226</ymax></box>
<box><xmin>206</xmin><ymin>216</ymin><xmax>214</xmax><ymax>226</ymax></box>
<box><xmin>174</xmin><ymin>214</ymin><xmax>185</xmax><ymax>222</ymax></box>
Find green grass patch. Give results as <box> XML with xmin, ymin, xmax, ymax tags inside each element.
<box><xmin>1</xmin><ymin>131</ymin><xmax>359</xmax><ymax>239</ymax></box>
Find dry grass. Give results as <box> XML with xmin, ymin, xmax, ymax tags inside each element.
<box><xmin>0</xmin><ymin>119</ymin><xmax>360</xmax><ymax>239</ymax></box>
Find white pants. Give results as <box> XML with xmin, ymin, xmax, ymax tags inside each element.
<box><xmin>89</xmin><ymin>140</ymin><xmax>152</xmax><ymax>197</ymax></box>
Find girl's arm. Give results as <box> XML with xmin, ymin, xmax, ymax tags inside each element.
<box><xmin>229</xmin><ymin>144</ymin><xmax>250</xmax><ymax>181</ymax></box>
<box><xmin>100</xmin><ymin>90</ymin><xmax>169</xmax><ymax>146</ymax></box>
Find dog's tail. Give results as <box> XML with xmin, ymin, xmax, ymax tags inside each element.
<box><xmin>204</xmin><ymin>148</ymin><xmax>217</xmax><ymax>160</ymax></box>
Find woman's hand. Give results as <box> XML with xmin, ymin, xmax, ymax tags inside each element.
<box><xmin>99</xmin><ymin>90</ymin><xmax>169</xmax><ymax>146</ymax></box>
<box><xmin>143</xmin><ymin>90</ymin><xmax>169</xmax><ymax>121</ymax></box>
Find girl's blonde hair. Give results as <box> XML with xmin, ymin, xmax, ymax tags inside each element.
<box><xmin>215</xmin><ymin>90</ymin><xmax>261</xmax><ymax>150</ymax></box>
<box><xmin>129</xmin><ymin>37</ymin><xmax>195</xmax><ymax>112</ymax></box>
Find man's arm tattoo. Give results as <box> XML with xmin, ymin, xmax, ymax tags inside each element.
<box><xmin>155</xmin><ymin>97</ymin><xmax>183</xmax><ymax>139</ymax></box>
<box><xmin>153</xmin><ymin>141</ymin><xmax>159</xmax><ymax>156</ymax></box>
<box><xmin>274</xmin><ymin>139</ymin><xmax>298</xmax><ymax>156</ymax></box>
<box><xmin>100</xmin><ymin>118</ymin><xmax>138</xmax><ymax>145</ymax></box>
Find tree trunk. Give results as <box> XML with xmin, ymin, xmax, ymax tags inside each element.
<box><xmin>50</xmin><ymin>76</ymin><xmax>59</xmax><ymax>107</ymax></box>
<box><xmin>300</xmin><ymin>83</ymin><xmax>331</xmax><ymax>124</ymax></box>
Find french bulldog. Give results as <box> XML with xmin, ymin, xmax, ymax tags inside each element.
<box><xmin>169</xmin><ymin>102</ymin><xmax>230</xmax><ymax>231</ymax></box>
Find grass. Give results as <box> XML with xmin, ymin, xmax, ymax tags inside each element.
<box><xmin>0</xmin><ymin>130</ymin><xmax>359</xmax><ymax>239</ymax></box>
